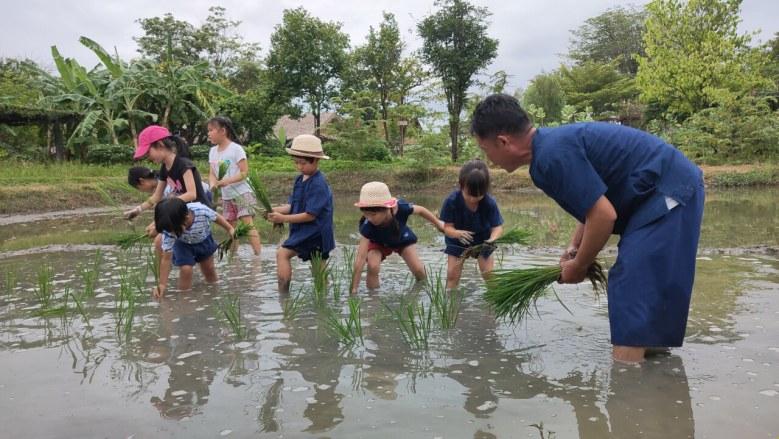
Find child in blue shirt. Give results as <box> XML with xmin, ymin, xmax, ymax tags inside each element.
<box><xmin>350</xmin><ymin>181</ymin><xmax>445</xmax><ymax>294</ymax></box>
<box><xmin>267</xmin><ymin>135</ymin><xmax>335</xmax><ymax>294</ymax></box>
<box><xmin>440</xmin><ymin>160</ymin><xmax>504</xmax><ymax>289</ymax></box>
<box><xmin>153</xmin><ymin>198</ymin><xmax>234</xmax><ymax>299</ymax></box>
<box><xmin>471</xmin><ymin>94</ymin><xmax>705</xmax><ymax>363</ymax></box>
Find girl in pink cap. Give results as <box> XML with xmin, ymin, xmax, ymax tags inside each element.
<box><xmin>124</xmin><ymin>126</ymin><xmax>211</xmax><ymax>239</ymax></box>
<box><xmin>350</xmin><ymin>181</ymin><xmax>445</xmax><ymax>294</ymax></box>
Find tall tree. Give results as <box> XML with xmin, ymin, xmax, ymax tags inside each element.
<box><xmin>636</xmin><ymin>0</ymin><xmax>768</xmax><ymax>119</ymax></box>
<box><xmin>558</xmin><ymin>60</ymin><xmax>638</xmax><ymax>118</ymax></box>
<box><xmin>568</xmin><ymin>5</ymin><xmax>647</xmax><ymax>75</ymax></box>
<box><xmin>354</xmin><ymin>12</ymin><xmax>403</xmax><ymax>144</ymax></box>
<box><xmin>266</xmin><ymin>8</ymin><xmax>350</xmax><ymax>136</ymax></box>
<box><xmin>418</xmin><ymin>0</ymin><xmax>498</xmax><ymax>161</ymax></box>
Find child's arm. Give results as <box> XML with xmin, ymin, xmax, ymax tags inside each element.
<box><xmin>213</xmin><ymin>212</ymin><xmax>236</xmax><ymax>236</ymax></box>
<box><xmin>126</xmin><ymin>180</ymin><xmax>166</xmax><ymax>219</ymax></box>
<box><xmin>350</xmin><ymin>237</ymin><xmax>371</xmax><ymax>294</ymax></box>
<box><xmin>271</xmin><ymin>204</ymin><xmax>291</xmax><ymax>214</ymax></box>
<box><xmin>412</xmin><ymin>205</ymin><xmax>446</xmax><ymax>233</ymax></box>
<box><xmin>443</xmin><ymin>222</ymin><xmax>474</xmax><ymax>245</ymax></box>
<box><xmin>562</xmin><ymin>222</ymin><xmax>584</xmax><ymax>262</ymax></box>
<box><xmin>268</xmin><ymin>211</ymin><xmax>315</xmax><ymax>224</ymax></box>
<box><xmin>208</xmin><ymin>161</ymin><xmax>217</xmax><ymax>189</ymax></box>
<box><xmin>153</xmin><ymin>251</ymin><xmax>173</xmax><ymax>299</ymax></box>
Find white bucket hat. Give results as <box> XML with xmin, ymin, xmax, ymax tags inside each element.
<box><xmin>354</xmin><ymin>181</ymin><xmax>397</xmax><ymax>208</ymax></box>
<box><xmin>286</xmin><ymin>134</ymin><xmax>330</xmax><ymax>160</ymax></box>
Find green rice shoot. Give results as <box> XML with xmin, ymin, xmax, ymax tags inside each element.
<box><xmin>384</xmin><ymin>297</ymin><xmax>433</xmax><ymax>350</ymax></box>
<box><xmin>322</xmin><ymin>297</ymin><xmax>363</xmax><ymax>346</ymax></box>
<box><xmin>282</xmin><ymin>290</ymin><xmax>306</xmax><ymax>320</ymax></box>
<box><xmin>213</xmin><ymin>161</ymin><xmax>229</xmax><ymax>201</ymax></box>
<box><xmin>485</xmin><ymin>261</ymin><xmax>608</xmax><ymax>324</ymax></box>
<box><xmin>460</xmin><ymin>227</ymin><xmax>532</xmax><ymax>259</ymax></box>
<box><xmin>33</xmin><ymin>265</ymin><xmax>55</xmax><ymax>310</ymax></box>
<box><xmin>216</xmin><ymin>221</ymin><xmax>254</xmax><ymax>261</ymax></box>
<box><xmin>425</xmin><ymin>266</ymin><xmax>464</xmax><ymax>330</ymax></box>
<box><xmin>309</xmin><ymin>252</ymin><xmax>331</xmax><ymax>306</ymax></box>
<box><xmin>215</xmin><ymin>293</ymin><xmax>246</xmax><ymax>340</ymax></box>
<box><xmin>115</xmin><ymin>232</ymin><xmax>148</xmax><ymax>250</ymax></box>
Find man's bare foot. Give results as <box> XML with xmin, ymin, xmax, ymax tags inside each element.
<box><xmin>613</xmin><ymin>345</ymin><xmax>646</xmax><ymax>364</ymax></box>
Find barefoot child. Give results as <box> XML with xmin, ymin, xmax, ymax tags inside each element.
<box><xmin>207</xmin><ymin>116</ymin><xmax>262</xmax><ymax>255</ymax></box>
<box><xmin>266</xmin><ymin>135</ymin><xmax>335</xmax><ymax>294</ymax></box>
<box><xmin>350</xmin><ymin>181</ymin><xmax>445</xmax><ymax>294</ymax></box>
<box><xmin>153</xmin><ymin>198</ymin><xmax>234</xmax><ymax>298</ymax></box>
<box><xmin>441</xmin><ymin>160</ymin><xmax>504</xmax><ymax>289</ymax></box>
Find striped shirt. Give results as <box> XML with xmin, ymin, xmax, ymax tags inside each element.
<box><xmin>161</xmin><ymin>202</ymin><xmax>217</xmax><ymax>252</ymax></box>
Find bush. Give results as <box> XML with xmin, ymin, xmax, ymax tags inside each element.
<box><xmin>84</xmin><ymin>144</ymin><xmax>133</xmax><ymax>164</ymax></box>
<box><xmin>246</xmin><ymin>140</ymin><xmax>285</xmax><ymax>157</ymax></box>
<box><xmin>666</xmin><ymin>96</ymin><xmax>779</xmax><ymax>164</ymax></box>
<box><xmin>190</xmin><ymin>144</ymin><xmax>211</xmax><ymax>161</ymax></box>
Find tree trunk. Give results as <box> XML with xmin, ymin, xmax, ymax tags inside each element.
<box><xmin>129</xmin><ymin>120</ymin><xmax>138</xmax><ymax>148</ymax></box>
<box><xmin>314</xmin><ymin>104</ymin><xmax>321</xmax><ymax>138</ymax></box>
<box><xmin>398</xmin><ymin>124</ymin><xmax>406</xmax><ymax>157</ymax></box>
<box><xmin>162</xmin><ymin>105</ymin><xmax>171</xmax><ymax>129</ymax></box>
<box><xmin>449</xmin><ymin>117</ymin><xmax>460</xmax><ymax>162</ymax></box>
<box><xmin>381</xmin><ymin>102</ymin><xmax>390</xmax><ymax>148</ymax></box>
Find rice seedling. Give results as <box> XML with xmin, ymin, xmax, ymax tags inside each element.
<box><xmin>114</xmin><ymin>265</ymin><xmax>139</xmax><ymax>340</ymax></box>
<box><xmin>213</xmin><ymin>161</ymin><xmax>230</xmax><ymax>201</ymax></box>
<box><xmin>282</xmin><ymin>291</ymin><xmax>306</xmax><ymax>320</ymax></box>
<box><xmin>341</xmin><ymin>246</ymin><xmax>356</xmax><ymax>292</ymax></box>
<box><xmin>384</xmin><ymin>297</ymin><xmax>433</xmax><ymax>350</ymax></box>
<box><xmin>33</xmin><ymin>264</ymin><xmax>55</xmax><ymax>310</ymax></box>
<box><xmin>94</xmin><ymin>184</ymin><xmax>122</xmax><ymax>212</ymax></box>
<box><xmin>3</xmin><ymin>267</ymin><xmax>17</xmax><ymax>295</ymax></box>
<box><xmin>70</xmin><ymin>290</ymin><xmax>91</xmax><ymax>327</ymax></box>
<box><xmin>460</xmin><ymin>227</ymin><xmax>532</xmax><ymax>259</ymax></box>
<box><xmin>309</xmin><ymin>252</ymin><xmax>331</xmax><ymax>306</ymax></box>
<box><xmin>329</xmin><ymin>264</ymin><xmax>345</xmax><ymax>302</ymax></box>
<box><xmin>247</xmin><ymin>169</ymin><xmax>284</xmax><ymax>233</ymax></box>
<box><xmin>115</xmin><ymin>232</ymin><xmax>149</xmax><ymax>250</ymax></box>
<box><xmin>78</xmin><ymin>250</ymin><xmax>102</xmax><ymax>298</ymax></box>
<box><xmin>145</xmin><ymin>247</ymin><xmax>160</xmax><ymax>290</ymax></box>
<box><xmin>322</xmin><ymin>297</ymin><xmax>363</xmax><ymax>346</ymax></box>
<box><xmin>485</xmin><ymin>261</ymin><xmax>608</xmax><ymax>324</ymax></box>
<box><xmin>34</xmin><ymin>286</ymin><xmax>72</xmax><ymax>318</ymax></box>
<box><xmin>215</xmin><ymin>294</ymin><xmax>246</xmax><ymax>340</ymax></box>
<box><xmin>216</xmin><ymin>221</ymin><xmax>254</xmax><ymax>261</ymax></box>
<box><xmin>425</xmin><ymin>266</ymin><xmax>464</xmax><ymax>330</ymax></box>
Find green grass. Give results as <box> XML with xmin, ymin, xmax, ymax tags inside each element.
<box><xmin>309</xmin><ymin>252</ymin><xmax>331</xmax><ymax>306</ymax></box>
<box><xmin>215</xmin><ymin>294</ymin><xmax>246</xmax><ymax>340</ymax></box>
<box><xmin>322</xmin><ymin>297</ymin><xmax>364</xmax><ymax>347</ymax></box>
<box><xmin>116</xmin><ymin>232</ymin><xmax>149</xmax><ymax>250</ymax></box>
<box><xmin>33</xmin><ymin>265</ymin><xmax>55</xmax><ymax>310</ymax></box>
<box><xmin>485</xmin><ymin>261</ymin><xmax>608</xmax><ymax>324</ymax></box>
<box><xmin>78</xmin><ymin>249</ymin><xmax>103</xmax><ymax>298</ymax></box>
<box><xmin>3</xmin><ymin>267</ymin><xmax>17</xmax><ymax>295</ymax></box>
<box><xmin>384</xmin><ymin>297</ymin><xmax>433</xmax><ymax>350</ymax></box>
<box><xmin>114</xmin><ymin>260</ymin><xmax>140</xmax><ymax>340</ymax></box>
<box><xmin>425</xmin><ymin>266</ymin><xmax>464</xmax><ymax>330</ymax></box>
<box><xmin>282</xmin><ymin>291</ymin><xmax>306</xmax><ymax>320</ymax></box>
<box><xmin>711</xmin><ymin>169</ymin><xmax>779</xmax><ymax>187</ymax></box>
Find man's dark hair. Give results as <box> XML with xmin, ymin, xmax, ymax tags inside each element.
<box><xmin>470</xmin><ymin>93</ymin><xmax>532</xmax><ymax>139</ymax></box>
<box><xmin>155</xmin><ymin>198</ymin><xmax>189</xmax><ymax>237</ymax></box>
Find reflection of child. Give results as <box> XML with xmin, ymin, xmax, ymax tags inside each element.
<box><xmin>350</xmin><ymin>181</ymin><xmax>445</xmax><ymax>294</ymax></box>
<box><xmin>440</xmin><ymin>160</ymin><xmax>504</xmax><ymax>289</ymax></box>
<box><xmin>267</xmin><ymin>135</ymin><xmax>335</xmax><ymax>294</ymax></box>
<box><xmin>207</xmin><ymin>116</ymin><xmax>261</xmax><ymax>255</ymax></box>
<box><xmin>153</xmin><ymin>198</ymin><xmax>234</xmax><ymax>298</ymax></box>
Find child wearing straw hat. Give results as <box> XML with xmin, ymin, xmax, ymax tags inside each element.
<box><xmin>350</xmin><ymin>181</ymin><xmax>445</xmax><ymax>294</ymax></box>
<box><xmin>266</xmin><ymin>135</ymin><xmax>335</xmax><ymax>294</ymax></box>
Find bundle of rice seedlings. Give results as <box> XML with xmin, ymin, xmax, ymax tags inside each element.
<box><xmin>247</xmin><ymin>170</ymin><xmax>284</xmax><ymax>233</ymax></box>
<box><xmin>212</xmin><ymin>161</ymin><xmax>230</xmax><ymax>201</ymax></box>
<box><xmin>485</xmin><ymin>260</ymin><xmax>608</xmax><ymax>324</ymax></box>
<box><xmin>460</xmin><ymin>227</ymin><xmax>532</xmax><ymax>259</ymax></box>
<box><xmin>215</xmin><ymin>294</ymin><xmax>246</xmax><ymax>340</ymax></box>
<box><xmin>216</xmin><ymin>221</ymin><xmax>254</xmax><ymax>261</ymax></box>
<box><xmin>116</xmin><ymin>232</ymin><xmax>149</xmax><ymax>249</ymax></box>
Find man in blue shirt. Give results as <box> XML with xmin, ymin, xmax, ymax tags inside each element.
<box><xmin>471</xmin><ymin>94</ymin><xmax>705</xmax><ymax>363</ymax></box>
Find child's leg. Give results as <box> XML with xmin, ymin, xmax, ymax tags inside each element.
<box><xmin>399</xmin><ymin>244</ymin><xmax>426</xmax><ymax>281</ymax></box>
<box><xmin>239</xmin><ymin>215</ymin><xmax>261</xmax><ymax>255</ymax></box>
<box><xmin>177</xmin><ymin>265</ymin><xmax>194</xmax><ymax>291</ymax></box>
<box><xmin>276</xmin><ymin>247</ymin><xmax>297</xmax><ymax>294</ymax></box>
<box><xmin>477</xmin><ymin>254</ymin><xmax>495</xmax><ymax>280</ymax></box>
<box><xmin>198</xmin><ymin>256</ymin><xmax>218</xmax><ymax>283</ymax></box>
<box><xmin>446</xmin><ymin>255</ymin><xmax>465</xmax><ymax>289</ymax></box>
<box><xmin>153</xmin><ymin>234</ymin><xmax>163</xmax><ymax>270</ymax></box>
<box><xmin>365</xmin><ymin>249</ymin><xmax>383</xmax><ymax>289</ymax></box>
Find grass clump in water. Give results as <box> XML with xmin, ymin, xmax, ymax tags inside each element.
<box><xmin>385</xmin><ymin>297</ymin><xmax>433</xmax><ymax>350</ymax></box>
<box><xmin>282</xmin><ymin>291</ymin><xmax>306</xmax><ymax>320</ymax></box>
<box><xmin>425</xmin><ymin>266</ymin><xmax>464</xmax><ymax>330</ymax></box>
<box><xmin>322</xmin><ymin>297</ymin><xmax>364</xmax><ymax>347</ymax></box>
<box><xmin>485</xmin><ymin>261</ymin><xmax>608</xmax><ymax>324</ymax></box>
<box><xmin>309</xmin><ymin>252</ymin><xmax>331</xmax><ymax>307</ymax></box>
<box><xmin>78</xmin><ymin>250</ymin><xmax>103</xmax><ymax>298</ymax></box>
<box><xmin>33</xmin><ymin>265</ymin><xmax>55</xmax><ymax>310</ymax></box>
<box><xmin>3</xmin><ymin>267</ymin><xmax>17</xmax><ymax>295</ymax></box>
<box><xmin>215</xmin><ymin>293</ymin><xmax>246</xmax><ymax>340</ymax></box>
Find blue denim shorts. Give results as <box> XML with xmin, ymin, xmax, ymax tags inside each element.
<box><xmin>172</xmin><ymin>235</ymin><xmax>217</xmax><ymax>266</ymax></box>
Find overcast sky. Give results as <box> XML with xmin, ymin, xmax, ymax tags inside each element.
<box><xmin>2</xmin><ymin>0</ymin><xmax>777</xmax><ymax>91</ymax></box>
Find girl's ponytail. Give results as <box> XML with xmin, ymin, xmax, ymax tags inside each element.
<box><xmin>160</xmin><ymin>135</ymin><xmax>192</xmax><ymax>159</ymax></box>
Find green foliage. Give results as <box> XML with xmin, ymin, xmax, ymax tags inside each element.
<box><xmin>322</xmin><ymin>297</ymin><xmax>364</xmax><ymax>347</ymax></box>
<box><xmin>327</xmin><ymin>118</ymin><xmax>391</xmax><ymax>162</ymax></box>
<box><xmin>189</xmin><ymin>144</ymin><xmax>211</xmax><ymax>161</ymax></box>
<box><xmin>665</xmin><ymin>96</ymin><xmax>779</xmax><ymax>164</ymax></box>
<box><xmin>559</xmin><ymin>60</ymin><xmax>638</xmax><ymax>119</ymax></box>
<box><xmin>523</xmin><ymin>72</ymin><xmax>566</xmax><ymax>124</ymax></box>
<box><xmin>418</xmin><ymin>0</ymin><xmax>498</xmax><ymax>161</ymax></box>
<box><xmin>215</xmin><ymin>293</ymin><xmax>246</xmax><ymax>340</ymax></box>
<box><xmin>636</xmin><ymin>0</ymin><xmax>770</xmax><ymax>118</ymax></box>
<box><xmin>266</xmin><ymin>8</ymin><xmax>350</xmax><ymax>135</ymax></box>
<box><xmin>385</xmin><ymin>296</ymin><xmax>433</xmax><ymax>350</ymax></box>
<box><xmin>84</xmin><ymin>144</ymin><xmax>133</xmax><ymax>164</ymax></box>
<box><xmin>568</xmin><ymin>5</ymin><xmax>648</xmax><ymax>75</ymax></box>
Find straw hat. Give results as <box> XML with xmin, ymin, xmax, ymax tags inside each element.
<box><xmin>354</xmin><ymin>181</ymin><xmax>397</xmax><ymax>208</ymax></box>
<box><xmin>286</xmin><ymin>134</ymin><xmax>330</xmax><ymax>160</ymax></box>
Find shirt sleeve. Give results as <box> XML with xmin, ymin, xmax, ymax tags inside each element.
<box><xmin>439</xmin><ymin>196</ymin><xmax>456</xmax><ymax>224</ymax></box>
<box><xmin>303</xmin><ymin>178</ymin><xmax>330</xmax><ymax>218</ymax></box>
<box><xmin>208</xmin><ymin>147</ymin><xmax>218</xmax><ymax>174</ymax></box>
<box><xmin>202</xmin><ymin>205</ymin><xmax>217</xmax><ymax>222</ymax></box>
<box><xmin>535</xmin><ymin>144</ymin><xmax>607</xmax><ymax>222</ymax></box>
<box><xmin>161</xmin><ymin>232</ymin><xmax>175</xmax><ymax>252</ymax></box>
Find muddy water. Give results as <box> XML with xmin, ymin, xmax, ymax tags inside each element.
<box><xmin>0</xmin><ymin>187</ymin><xmax>778</xmax><ymax>438</ymax></box>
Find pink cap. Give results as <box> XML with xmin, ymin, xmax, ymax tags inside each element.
<box><xmin>134</xmin><ymin>125</ymin><xmax>171</xmax><ymax>159</ymax></box>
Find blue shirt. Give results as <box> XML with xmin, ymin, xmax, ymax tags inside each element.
<box><xmin>284</xmin><ymin>171</ymin><xmax>335</xmax><ymax>253</ymax></box>
<box><xmin>530</xmin><ymin>122</ymin><xmax>703</xmax><ymax>235</ymax></box>
<box><xmin>359</xmin><ymin>200</ymin><xmax>418</xmax><ymax>248</ymax></box>
<box><xmin>440</xmin><ymin>190</ymin><xmax>503</xmax><ymax>247</ymax></box>
<box><xmin>161</xmin><ymin>202</ymin><xmax>216</xmax><ymax>251</ymax></box>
